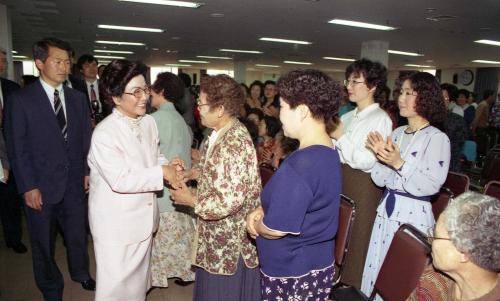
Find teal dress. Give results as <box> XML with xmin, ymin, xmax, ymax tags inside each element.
<box><xmin>150</xmin><ymin>102</ymin><xmax>196</xmax><ymax>286</ymax></box>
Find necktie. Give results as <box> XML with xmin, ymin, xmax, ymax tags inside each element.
<box><xmin>90</xmin><ymin>84</ymin><xmax>99</xmax><ymax>112</ymax></box>
<box><xmin>54</xmin><ymin>89</ymin><xmax>67</xmax><ymax>140</ymax></box>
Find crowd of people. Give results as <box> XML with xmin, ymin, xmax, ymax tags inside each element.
<box><xmin>0</xmin><ymin>36</ymin><xmax>498</xmax><ymax>301</ymax></box>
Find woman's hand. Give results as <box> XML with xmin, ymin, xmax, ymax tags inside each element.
<box><xmin>246</xmin><ymin>206</ymin><xmax>264</xmax><ymax>239</ymax></box>
<box><xmin>376</xmin><ymin>139</ymin><xmax>405</xmax><ymax>170</ymax></box>
<box><xmin>330</xmin><ymin>121</ymin><xmax>344</xmax><ymax>140</ymax></box>
<box><xmin>191</xmin><ymin>148</ymin><xmax>201</xmax><ymax>164</ymax></box>
<box><xmin>366</xmin><ymin>131</ymin><xmax>388</xmax><ymax>155</ymax></box>
<box><xmin>162</xmin><ymin>165</ymin><xmax>183</xmax><ymax>188</ymax></box>
<box><xmin>169</xmin><ymin>182</ymin><xmax>196</xmax><ymax>207</ymax></box>
<box><xmin>177</xmin><ymin>167</ymin><xmax>200</xmax><ymax>182</ymax></box>
<box><xmin>169</xmin><ymin>157</ymin><xmax>186</xmax><ymax>171</ymax></box>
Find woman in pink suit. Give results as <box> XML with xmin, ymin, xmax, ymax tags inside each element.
<box><xmin>88</xmin><ymin>60</ymin><xmax>179</xmax><ymax>301</ymax></box>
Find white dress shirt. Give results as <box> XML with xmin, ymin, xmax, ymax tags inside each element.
<box><xmin>39</xmin><ymin>78</ymin><xmax>67</xmax><ymax>116</ymax></box>
<box><xmin>333</xmin><ymin>103</ymin><xmax>393</xmax><ymax>173</ymax></box>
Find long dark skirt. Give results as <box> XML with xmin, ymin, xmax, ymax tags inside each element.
<box><xmin>193</xmin><ymin>257</ymin><xmax>261</xmax><ymax>301</ymax></box>
<box><xmin>261</xmin><ymin>264</ymin><xmax>335</xmax><ymax>301</ymax></box>
<box><xmin>340</xmin><ymin>164</ymin><xmax>383</xmax><ymax>288</ymax></box>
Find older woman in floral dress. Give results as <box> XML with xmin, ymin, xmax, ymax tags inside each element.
<box><xmin>170</xmin><ymin>74</ymin><xmax>261</xmax><ymax>301</ymax></box>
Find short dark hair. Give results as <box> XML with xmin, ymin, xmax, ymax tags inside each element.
<box><xmin>458</xmin><ymin>89</ymin><xmax>470</xmax><ymax>99</ymax></box>
<box><xmin>277</xmin><ymin>69</ymin><xmax>344</xmax><ymax>133</ymax></box>
<box><xmin>100</xmin><ymin>59</ymin><xmax>147</xmax><ymax>107</ymax></box>
<box><xmin>151</xmin><ymin>72</ymin><xmax>185</xmax><ymax>104</ymax></box>
<box><xmin>264</xmin><ymin>80</ymin><xmax>276</xmax><ymax>87</ymax></box>
<box><xmin>262</xmin><ymin>116</ymin><xmax>282</xmax><ymax>138</ymax></box>
<box><xmin>249</xmin><ymin>80</ymin><xmax>264</xmax><ymax>98</ymax></box>
<box><xmin>409</xmin><ymin>72</ymin><xmax>447</xmax><ymax>124</ymax></box>
<box><xmin>178</xmin><ymin>73</ymin><xmax>191</xmax><ymax>87</ymax></box>
<box><xmin>33</xmin><ymin>37</ymin><xmax>72</xmax><ymax>62</ymax></box>
<box><xmin>200</xmin><ymin>74</ymin><xmax>244</xmax><ymax>117</ymax></box>
<box><xmin>247</xmin><ymin>108</ymin><xmax>264</xmax><ymax>120</ymax></box>
<box><xmin>483</xmin><ymin>89</ymin><xmax>495</xmax><ymax>100</ymax></box>
<box><xmin>440</xmin><ymin>83</ymin><xmax>459</xmax><ymax>101</ymax></box>
<box><xmin>346</xmin><ymin>58</ymin><xmax>387</xmax><ymax>99</ymax></box>
<box><xmin>77</xmin><ymin>54</ymin><xmax>98</xmax><ymax>70</ymax></box>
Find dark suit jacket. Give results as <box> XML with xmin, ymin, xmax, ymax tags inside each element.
<box><xmin>68</xmin><ymin>74</ymin><xmax>88</xmax><ymax>98</ymax></box>
<box><xmin>1</xmin><ymin>77</ymin><xmax>20</xmax><ymax>99</ymax></box>
<box><xmin>4</xmin><ymin>80</ymin><xmax>92</xmax><ymax>204</ymax></box>
<box><xmin>1</xmin><ymin>77</ymin><xmax>21</xmax><ymax>169</ymax></box>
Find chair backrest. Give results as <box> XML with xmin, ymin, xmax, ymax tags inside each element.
<box><xmin>333</xmin><ymin>194</ymin><xmax>356</xmax><ymax>284</ymax></box>
<box><xmin>443</xmin><ymin>172</ymin><xmax>469</xmax><ymax>196</ymax></box>
<box><xmin>484</xmin><ymin>180</ymin><xmax>500</xmax><ymax>199</ymax></box>
<box><xmin>484</xmin><ymin>157</ymin><xmax>500</xmax><ymax>183</ymax></box>
<box><xmin>431</xmin><ymin>187</ymin><xmax>454</xmax><ymax>220</ymax></box>
<box><xmin>259</xmin><ymin>163</ymin><xmax>275</xmax><ymax>187</ymax></box>
<box><xmin>372</xmin><ymin>224</ymin><xmax>431</xmax><ymax>301</ymax></box>
<box><xmin>481</xmin><ymin>149</ymin><xmax>500</xmax><ymax>181</ymax></box>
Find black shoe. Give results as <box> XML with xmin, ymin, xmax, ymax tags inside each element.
<box><xmin>174</xmin><ymin>279</ymin><xmax>194</xmax><ymax>286</ymax></box>
<box><xmin>7</xmin><ymin>242</ymin><xmax>27</xmax><ymax>254</ymax></box>
<box><xmin>80</xmin><ymin>279</ymin><xmax>96</xmax><ymax>291</ymax></box>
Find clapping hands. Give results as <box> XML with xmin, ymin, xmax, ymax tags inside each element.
<box><xmin>366</xmin><ymin>131</ymin><xmax>405</xmax><ymax>170</ymax></box>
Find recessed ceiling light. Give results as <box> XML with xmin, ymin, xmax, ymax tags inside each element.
<box><xmin>152</xmin><ymin>48</ymin><xmax>160</xmax><ymax>51</ymax></box>
<box><xmin>94</xmin><ymin>49</ymin><xmax>134</xmax><ymax>54</ymax></box>
<box><xmin>474</xmin><ymin>39</ymin><xmax>500</xmax><ymax>47</ymax></box>
<box><xmin>12</xmin><ymin>55</ymin><xmax>28</xmax><ymax>59</ymax></box>
<box><xmin>404</xmin><ymin>64</ymin><xmax>434</xmax><ymax>68</ymax></box>
<box><xmin>284</xmin><ymin>60</ymin><xmax>312</xmax><ymax>65</ymax></box>
<box><xmin>472</xmin><ymin>60</ymin><xmax>500</xmax><ymax>64</ymax></box>
<box><xmin>259</xmin><ymin>37</ymin><xmax>312</xmax><ymax>45</ymax></box>
<box><xmin>98</xmin><ymin>24</ymin><xmax>164</xmax><ymax>33</ymax></box>
<box><xmin>196</xmin><ymin>55</ymin><xmax>232</xmax><ymax>60</ymax></box>
<box><xmin>118</xmin><ymin>0</ymin><xmax>203</xmax><ymax>8</ymax></box>
<box><xmin>210</xmin><ymin>13</ymin><xmax>224</xmax><ymax>18</ymax></box>
<box><xmin>166</xmin><ymin>63</ymin><xmax>192</xmax><ymax>67</ymax></box>
<box><xmin>94</xmin><ymin>55</ymin><xmax>126</xmax><ymax>59</ymax></box>
<box><xmin>11</xmin><ymin>50</ymin><xmax>18</xmax><ymax>54</ymax></box>
<box><xmin>179</xmin><ymin>60</ymin><xmax>209</xmax><ymax>63</ymax></box>
<box><xmin>388</xmin><ymin>50</ymin><xmax>423</xmax><ymax>56</ymax></box>
<box><xmin>323</xmin><ymin>56</ymin><xmax>355</xmax><ymax>62</ymax></box>
<box><xmin>95</xmin><ymin>40</ymin><xmax>145</xmax><ymax>46</ymax></box>
<box><xmin>328</xmin><ymin>18</ymin><xmax>396</xmax><ymax>31</ymax></box>
<box><xmin>255</xmin><ymin>64</ymin><xmax>280</xmax><ymax>68</ymax></box>
<box><xmin>219</xmin><ymin>49</ymin><xmax>263</xmax><ymax>54</ymax></box>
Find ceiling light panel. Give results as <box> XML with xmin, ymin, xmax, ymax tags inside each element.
<box><xmin>98</xmin><ymin>24</ymin><xmax>164</xmax><ymax>32</ymax></box>
<box><xmin>388</xmin><ymin>50</ymin><xmax>423</xmax><ymax>56</ymax></box>
<box><xmin>259</xmin><ymin>37</ymin><xmax>312</xmax><ymax>45</ymax></box>
<box><xmin>474</xmin><ymin>40</ymin><xmax>500</xmax><ymax>47</ymax></box>
<box><xmin>328</xmin><ymin>18</ymin><xmax>396</xmax><ymax>31</ymax></box>
<box><xmin>118</xmin><ymin>0</ymin><xmax>203</xmax><ymax>8</ymax></box>
<box><xmin>284</xmin><ymin>60</ymin><xmax>312</xmax><ymax>65</ymax></box>
<box><xmin>94</xmin><ymin>49</ymin><xmax>134</xmax><ymax>54</ymax></box>
<box><xmin>179</xmin><ymin>60</ymin><xmax>209</xmax><ymax>63</ymax></box>
<box><xmin>323</xmin><ymin>56</ymin><xmax>355</xmax><ymax>62</ymax></box>
<box><xmin>94</xmin><ymin>55</ymin><xmax>126</xmax><ymax>59</ymax></box>
<box><xmin>196</xmin><ymin>55</ymin><xmax>232</xmax><ymax>60</ymax></box>
<box><xmin>219</xmin><ymin>49</ymin><xmax>263</xmax><ymax>54</ymax></box>
<box><xmin>255</xmin><ymin>64</ymin><xmax>280</xmax><ymax>68</ymax></box>
<box><xmin>472</xmin><ymin>60</ymin><xmax>500</xmax><ymax>64</ymax></box>
<box><xmin>404</xmin><ymin>64</ymin><xmax>434</xmax><ymax>68</ymax></box>
<box><xmin>95</xmin><ymin>40</ymin><xmax>145</xmax><ymax>46</ymax></box>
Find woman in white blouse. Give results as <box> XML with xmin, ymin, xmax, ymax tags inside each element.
<box><xmin>88</xmin><ymin>60</ymin><xmax>180</xmax><ymax>301</ymax></box>
<box><xmin>330</xmin><ymin>58</ymin><xmax>393</xmax><ymax>288</ymax></box>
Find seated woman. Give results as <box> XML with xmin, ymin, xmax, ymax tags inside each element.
<box><xmin>257</xmin><ymin>116</ymin><xmax>281</xmax><ymax>164</ymax></box>
<box><xmin>420</xmin><ymin>191</ymin><xmax>499</xmax><ymax>301</ymax></box>
<box><xmin>247</xmin><ymin>69</ymin><xmax>343</xmax><ymax>301</ymax></box>
<box><xmin>361</xmin><ymin>72</ymin><xmax>450</xmax><ymax>299</ymax></box>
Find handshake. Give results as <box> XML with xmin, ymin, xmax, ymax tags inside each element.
<box><xmin>161</xmin><ymin>158</ymin><xmax>201</xmax><ymax>207</ymax></box>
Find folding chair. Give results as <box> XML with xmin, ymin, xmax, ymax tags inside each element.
<box><xmin>331</xmin><ymin>224</ymin><xmax>431</xmax><ymax>301</ymax></box>
<box><xmin>431</xmin><ymin>187</ymin><xmax>454</xmax><ymax>220</ymax></box>
<box><xmin>484</xmin><ymin>180</ymin><xmax>500</xmax><ymax>199</ymax></box>
<box><xmin>259</xmin><ymin>163</ymin><xmax>275</xmax><ymax>187</ymax></box>
<box><xmin>443</xmin><ymin>172</ymin><xmax>469</xmax><ymax>196</ymax></box>
<box><xmin>333</xmin><ymin>194</ymin><xmax>356</xmax><ymax>285</ymax></box>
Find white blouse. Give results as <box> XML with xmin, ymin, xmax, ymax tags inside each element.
<box><xmin>333</xmin><ymin>103</ymin><xmax>393</xmax><ymax>173</ymax></box>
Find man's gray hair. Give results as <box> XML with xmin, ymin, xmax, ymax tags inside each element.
<box><xmin>443</xmin><ymin>191</ymin><xmax>499</xmax><ymax>272</ymax></box>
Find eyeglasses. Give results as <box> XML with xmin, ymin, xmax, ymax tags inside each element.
<box><xmin>343</xmin><ymin>79</ymin><xmax>365</xmax><ymax>87</ymax></box>
<box><xmin>124</xmin><ymin>87</ymin><xmax>151</xmax><ymax>99</ymax></box>
<box><xmin>196</xmin><ymin>99</ymin><xmax>222</xmax><ymax>108</ymax></box>
<box><xmin>426</xmin><ymin>228</ymin><xmax>452</xmax><ymax>244</ymax></box>
<box><xmin>399</xmin><ymin>89</ymin><xmax>418</xmax><ymax>97</ymax></box>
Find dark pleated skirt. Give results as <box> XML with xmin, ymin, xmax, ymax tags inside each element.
<box><xmin>340</xmin><ymin>164</ymin><xmax>383</xmax><ymax>288</ymax></box>
<box><xmin>193</xmin><ymin>257</ymin><xmax>261</xmax><ymax>301</ymax></box>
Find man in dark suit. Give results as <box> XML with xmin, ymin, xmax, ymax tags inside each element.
<box><xmin>4</xmin><ymin>38</ymin><xmax>95</xmax><ymax>300</ymax></box>
<box><xmin>77</xmin><ymin>54</ymin><xmax>110</xmax><ymax>124</ymax></box>
<box><xmin>0</xmin><ymin>47</ymin><xmax>27</xmax><ymax>254</ymax></box>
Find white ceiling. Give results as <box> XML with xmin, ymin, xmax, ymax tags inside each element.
<box><xmin>1</xmin><ymin>0</ymin><xmax>499</xmax><ymax>72</ymax></box>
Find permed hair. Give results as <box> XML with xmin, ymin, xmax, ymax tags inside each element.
<box><xmin>100</xmin><ymin>59</ymin><xmax>147</xmax><ymax>107</ymax></box>
<box><xmin>443</xmin><ymin>191</ymin><xmax>499</xmax><ymax>272</ymax></box>
<box><xmin>200</xmin><ymin>74</ymin><xmax>244</xmax><ymax>117</ymax></box>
